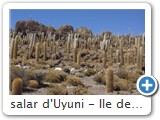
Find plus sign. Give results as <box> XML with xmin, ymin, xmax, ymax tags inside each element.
<box><xmin>142</xmin><ymin>80</ymin><xmax>153</xmax><ymax>91</ymax></box>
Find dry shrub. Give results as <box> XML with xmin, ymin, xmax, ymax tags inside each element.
<box><xmin>10</xmin><ymin>58</ymin><xmax>22</xmax><ymax>65</ymax></box>
<box><xmin>84</xmin><ymin>68</ymin><xmax>96</xmax><ymax>76</ymax></box>
<box><xmin>93</xmin><ymin>74</ymin><xmax>106</xmax><ymax>85</ymax></box>
<box><xmin>75</xmin><ymin>72</ymin><xmax>84</xmax><ymax>77</ymax></box>
<box><xmin>128</xmin><ymin>72</ymin><xmax>141</xmax><ymax>83</ymax></box>
<box><xmin>73</xmin><ymin>86</ymin><xmax>88</xmax><ymax>95</ymax></box>
<box><xmin>80</xmin><ymin>50</ymin><xmax>88</xmax><ymax>57</ymax></box>
<box><xmin>44</xmin><ymin>70</ymin><xmax>67</xmax><ymax>83</ymax></box>
<box><xmin>47</xmin><ymin>84</ymin><xmax>68</xmax><ymax>95</ymax></box>
<box><xmin>27</xmin><ymin>80</ymin><xmax>39</xmax><ymax>88</ymax></box>
<box><xmin>116</xmin><ymin>69</ymin><xmax>128</xmax><ymax>79</ymax></box>
<box><xmin>10</xmin><ymin>65</ymin><xmax>24</xmax><ymax>90</ymax></box>
<box><xmin>24</xmin><ymin>69</ymin><xmax>46</xmax><ymax>85</ymax></box>
<box><xmin>65</xmin><ymin>76</ymin><xmax>84</xmax><ymax>86</ymax></box>
<box><xmin>114</xmin><ymin>79</ymin><xmax>129</xmax><ymax>91</ymax></box>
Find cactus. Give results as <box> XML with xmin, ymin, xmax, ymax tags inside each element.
<box><xmin>110</xmin><ymin>46</ymin><xmax>113</xmax><ymax>59</ymax></box>
<box><xmin>106</xmin><ymin>67</ymin><xmax>113</xmax><ymax>93</ymax></box>
<box><xmin>102</xmin><ymin>50</ymin><xmax>107</xmax><ymax>67</ymax></box>
<box><xmin>43</xmin><ymin>42</ymin><xmax>47</xmax><ymax>61</ymax></box>
<box><xmin>77</xmin><ymin>51</ymin><xmax>81</xmax><ymax>66</ymax></box>
<box><xmin>119</xmin><ymin>38</ymin><xmax>124</xmax><ymax>66</ymax></box>
<box><xmin>73</xmin><ymin>36</ymin><xmax>78</xmax><ymax>63</ymax></box>
<box><xmin>12</xmin><ymin>78</ymin><xmax>22</xmax><ymax>95</ymax></box>
<box><xmin>116</xmin><ymin>49</ymin><xmax>120</xmax><ymax>63</ymax></box>
<box><xmin>10</xmin><ymin>38</ymin><xmax>15</xmax><ymax>59</ymax></box>
<box><xmin>140</xmin><ymin>46</ymin><xmax>143</xmax><ymax>70</ymax></box>
<box><xmin>52</xmin><ymin>41</ymin><xmax>57</xmax><ymax>54</ymax></box>
<box><xmin>127</xmin><ymin>53</ymin><xmax>131</xmax><ymax>65</ymax></box>
<box><xmin>29</xmin><ymin>33</ymin><xmax>35</xmax><ymax>58</ymax></box>
<box><xmin>35</xmin><ymin>43</ymin><xmax>39</xmax><ymax>62</ymax></box>
<box><xmin>73</xmin><ymin>48</ymin><xmax>77</xmax><ymax>63</ymax></box>
<box><xmin>13</xmin><ymin>35</ymin><xmax>19</xmax><ymax>59</ymax></box>
<box><xmin>84</xmin><ymin>39</ymin><xmax>87</xmax><ymax>49</ymax></box>
<box><xmin>67</xmin><ymin>34</ymin><xmax>71</xmax><ymax>59</ymax></box>
<box><xmin>137</xmin><ymin>36</ymin><xmax>141</xmax><ymax>69</ymax></box>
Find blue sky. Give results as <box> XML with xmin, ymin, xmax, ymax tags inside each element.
<box><xmin>10</xmin><ymin>9</ymin><xmax>145</xmax><ymax>35</ymax></box>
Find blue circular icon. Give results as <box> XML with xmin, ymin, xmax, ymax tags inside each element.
<box><xmin>137</xmin><ymin>75</ymin><xmax>158</xmax><ymax>96</ymax></box>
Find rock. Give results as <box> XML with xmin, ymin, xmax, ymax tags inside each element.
<box><xmin>56</xmin><ymin>25</ymin><xmax>74</xmax><ymax>40</ymax></box>
<box><xmin>101</xmin><ymin>31</ymin><xmax>112</xmax><ymax>38</ymax></box>
<box><xmin>75</xmin><ymin>27</ymin><xmax>92</xmax><ymax>38</ymax></box>
<box><xmin>15</xmin><ymin>20</ymin><xmax>56</xmax><ymax>36</ymax></box>
<box><xmin>63</xmin><ymin>68</ymin><xmax>70</xmax><ymax>74</ymax></box>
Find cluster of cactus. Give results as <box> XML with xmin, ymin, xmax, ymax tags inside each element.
<box><xmin>9</xmin><ymin>29</ymin><xmax>145</xmax><ymax>94</ymax></box>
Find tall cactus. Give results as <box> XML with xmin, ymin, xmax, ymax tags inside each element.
<box><xmin>140</xmin><ymin>46</ymin><xmax>143</xmax><ymax>70</ymax></box>
<box><xmin>13</xmin><ymin>35</ymin><xmax>19</xmax><ymax>59</ymax></box>
<box><xmin>67</xmin><ymin>34</ymin><xmax>71</xmax><ymax>59</ymax></box>
<box><xmin>73</xmin><ymin>36</ymin><xmax>78</xmax><ymax>63</ymax></box>
<box><xmin>116</xmin><ymin>49</ymin><xmax>120</xmax><ymax>63</ymax></box>
<box><xmin>106</xmin><ymin>67</ymin><xmax>113</xmax><ymax>93</ymax></box>
<box><xmin>127</xmin><ymin>53</ymin><xmax>131</xmax><ymax>65</ymax></box>
<box><xmin>137</xmin><ymin>35</ymin><xmax>141</xmax><ymax>69</ymax></box>
<box><xmin>35</xmin><ymin>43</ymin><xmax>39</xmax><ymax>62</ymax></box>
<box><xmin>10</xmin><ymin>38</ymin><xmax>15</xmax><ymax>59</ymax></box>
<box><xmin>102</xmin><ymin>50</ymin><xmax>107</xmax><ymax>67</ymax></box>
<box><xmin>119</xmin><ymin>38</ymin><xmax>124</xmax><ymax>66</ymax></box>
<box><xmin>73</xmin><ymin>48</ymin><xmax>77</xmax><ymax>63</ymax></box>
<box><xmin>43</xmin><ymin>42</ymin><xmax>47</xmax><ymax>61</ymax></box>
<box><xmin>77</xmin><ymin>51</ymin><xmax>81</xmax><ymax>66</ymax></box>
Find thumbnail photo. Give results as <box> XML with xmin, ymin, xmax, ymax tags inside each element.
<box><xmin>9</xmin><ymin>9</ymin><xmax>145</xmax><ymax>95</ymax></box>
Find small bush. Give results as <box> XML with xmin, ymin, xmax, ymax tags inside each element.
<box><xmin>116</xmin><ymin>69</ymin><xmax>128</xmax><ymax>79</ymax></box>
<box><xmin>114</xmin><ymin>79</ymin><xmax>129</xmax><ymax>91</ymax></box>
<box><xmin>65</xmin><ymin>76</ymin><xmax>84</xmax><ymax>86</ymax></box>
<box><xmin>23</xmin><ymin>69</ymin><xmax>46</xmax><ymax>86</ymax></box>
<box><xmin>84</xmin><ymin>68</ymin><xmax>96</xmax><ymax>76</ymax></box>
<box><xmin>44</xmin><ymin>70</ymin><xmax>67</xmax><ymax>83</ymax></box>
<box><xmin>47</xmin><ymin>84</ymin><xmax>68</xmax><ymax>95</ymax></box>
<box><xmin>73</xmin><ymin>86</ymin><xmax>88</xmax><ymax>95</ymax></box>
<box><xmin>93</xmin><ymin>74</ymin><xmax>105</xmax><ymax>85</ymax></box>
<box><xmin>128</xmin><ymin>72</ymin><xmax>141</xmax><ymax>83</ymax></box>
<box><xmin>27</xmin><ymin>80</ymin><xmax>39</xmax><ymax>89</ymax></box>
<box><xmin>75</xmin><ymin>72</ymin><xmax>84</xmax><ymax>77</ymax></box>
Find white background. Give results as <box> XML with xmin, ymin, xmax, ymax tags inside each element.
<box><xmin>0</xmin><ymin>0</ymin><xmax>159</xmax><ymax>120</ymax></box>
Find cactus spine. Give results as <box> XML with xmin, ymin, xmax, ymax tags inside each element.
<box><xmin>106</xmin><ymin>67</ymin><xmax>113</xmax><ymax>93</ymax></box>
<box><xmin>12</xmin><ymin>78</ymin><xmax>22</xmax><ymax>95</ymax></box>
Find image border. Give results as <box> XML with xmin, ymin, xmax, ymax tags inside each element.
<box><xmin>2</xmin><ymin>2</ymin><xmax>151</xmax><ymax>115</ymax></box>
